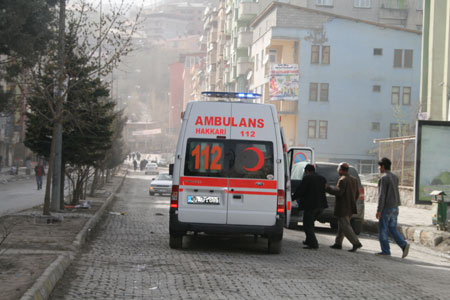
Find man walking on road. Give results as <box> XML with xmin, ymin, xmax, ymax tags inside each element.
<box><xmin>34</xmin><ymin>162</ymin><xmax>45</xmax><ymax>190</ymax></box>
<box><xmin>326</xmin><ymin>162</ymin><xmax>363</xmax><ymax>252</ymax></box>
<box><xmin>376</xmin><ymin>157</ymin><xmax>410</xmax><ymax>258</ymax></box>
<box><xmin>293</xmin><ymin>164</ymin><xmax>328</xmax><ymax>249</ymax></box>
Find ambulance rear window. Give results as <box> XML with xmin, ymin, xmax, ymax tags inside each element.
<box><xmin>228</xmin><ymin>141</ymin><xmax>274</xmax><ymax>179</ymax></box>
<box><xmin>184</xmin><ymin>139</ymin><xmax>226</xmax><ymax>177</ymax></box>
<box><xmin>184</xmin><ymin>139</ymin><xmax>274</xmax><ymax>179</ymax></box>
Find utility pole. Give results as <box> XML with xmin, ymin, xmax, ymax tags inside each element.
<box><xmin>51</xmin><ymin>0</ymin><xmax>66</xmax><ymax>211</ymax></box>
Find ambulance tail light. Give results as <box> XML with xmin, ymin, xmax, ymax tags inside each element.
<box><xmin>277</xmin><ymin>189</ymin><xmax>285</xmax><ymax>213</ymax></box>
<box><xmin>171</xmin><ymin>185</ymin><xmax>179</xmax><ymax>208</ymax></box>
<box><xmin>359</xmin><ymin>186</ymin><xmax>365</xmax><ymax>201</ymax></box>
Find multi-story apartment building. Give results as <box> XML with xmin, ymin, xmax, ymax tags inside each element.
<box><xmin>203</xmin><ymin>0</ymin><xmax>423</xmax><ymax>94</ymax></box>
<box><xmin>249</xmin><ymin>2</ymin><xmax>421</xmax><ymax>168</ymax></box>
<box><xmin>420</xmin><ymin>0</ymin><xmax>450</xmax><ymax>121</ymax></box>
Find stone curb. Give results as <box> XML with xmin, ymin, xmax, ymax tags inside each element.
<box><xmin>363</xmin><ymin>219</ymin><xmax>450</xmax><ymax>248</ymax></box>
<box><xmin>19</xmin><ymin>171</ymin><xmax>128</xmax><ymax>300</ymax></box>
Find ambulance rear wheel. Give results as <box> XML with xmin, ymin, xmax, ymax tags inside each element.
<box><xmin>268</xmin><ymin>236</ymin><xmax>282</xmax><ymax>254</ymax></box>
<box><xmin>169</xmin><ymin>234</ymin><xmax>183</xmax><ymax>249</ymax></box>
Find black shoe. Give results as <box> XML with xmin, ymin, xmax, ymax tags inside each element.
<box><xmin>402</xmin><ymin>243</ymin><xmax>410</xmax><ymax>258</ymax></box>
<box><xmin>330</xmin><ymin>244</ymin><xmax>342</xmax><ymax>250</ymax></box>
<box><xmin>349</xmin><ymin>243</ymin><xmax>363</xmax><ymax>252</ymax></box>
<box><xmin>303</xmin><ymin>246</ymin><xmax>318</xmax><ymax>250</ymax></box>
<box><xmin>375</xmin><ymin>252</ymin><xmax>390</xmax><ymax>256</ymax></box>
<box><xmin>302</xmin><ymin>240</ymin><xmax>307</xmax><ymax>245</ymax></box>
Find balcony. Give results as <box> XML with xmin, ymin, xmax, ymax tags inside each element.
<box><xmin>237</xmin><ymin>30</ymin><xmax>253</xmax><ymax>49</ymax></box>
<box><xmin>379</xmin><ymin>0</ymin><xmax>408</xmax><ymax>21</ymax></box>
<box><xmin>238</xmin><ymin>1</ymin><xmax>259</xmax><ymax>22</ymax></box>
<box><xmin>237</xmin><ymin>57</ymin><xmax>252</xmax><ymax>76</ymax></box>
<box><xmin>269</xmin><ymin>100</ymin><xmax>298</xmax><ymax>115</ymax></box>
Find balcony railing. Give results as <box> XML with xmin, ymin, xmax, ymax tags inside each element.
<box><xmin>269</xmin><ymin>100</ymin><xmax>298</xmax><ymax>114</ymax></box>
<box><xmin>237</xmin><ymin>57</ymin><xmax>252</xmax><ymax>76</ymax></box>
<box><xmin>237</xmin><ymin>30</ymin><xmax>253</xmax><ymax>49</ymax></box>
<box><xmin>238</xmin><ymin>1</ymin><xmax>259</xmax><ymax>22</ymax></box>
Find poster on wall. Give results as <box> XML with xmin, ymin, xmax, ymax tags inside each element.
<box><xmin>269</xmin><ymin>64</ymin><xmax>299</xmax><ymax>101</ymax></box>
<box><xmin>415</xmin><ymin>120</ymin><xmax>450</xmax><ymax>204</ymax></box>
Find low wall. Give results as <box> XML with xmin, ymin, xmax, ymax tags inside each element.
<box><xmin>363</xmin><ymin>183</ymin><xmax>431</xmax><ymax>210</ymax></box>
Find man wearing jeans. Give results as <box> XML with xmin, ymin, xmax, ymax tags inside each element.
<box><xmin>376</xmin><ymin>157</ymin><xmax>410</xmax><ymax>258</ymax></box>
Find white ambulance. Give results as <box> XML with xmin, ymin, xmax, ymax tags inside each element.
<box><xmin>169</xmin><ymin>92</ymin><xmax>311</xmax><ymax>253</ymax></box>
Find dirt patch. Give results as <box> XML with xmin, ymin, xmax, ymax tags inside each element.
<box><xmin>0</xmin><ymin>254</ymin><xmax>56</xmax><ymax>300</ymax></box>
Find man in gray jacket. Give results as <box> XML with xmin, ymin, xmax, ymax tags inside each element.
<box><xmin>376</xmin><ymin>157</ymin><xmax>409</xmax><ymax>258</ymax></box>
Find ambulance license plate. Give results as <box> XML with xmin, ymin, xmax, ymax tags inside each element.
<box><xmin>187</xmin><ymin>195</ymin><xmax>220</xmax><ymax>205</ymax></box>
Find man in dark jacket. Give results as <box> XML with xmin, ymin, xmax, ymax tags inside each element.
<box><xmin>293</xmin><ymin>164</ymin><xmax>328</xmax><ymax>249</ymax></box>
<box><xmin>326</xmin><ymin>162</ymin><xmax>363</xmax><ymax>252</ymax></box>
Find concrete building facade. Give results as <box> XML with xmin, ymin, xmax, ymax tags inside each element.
<box><xmin>250</xmin><ymin>3</ymin><xmax>421</xmax><ymax>166</ymax></box>
<box><xmin>420</xmin><ymin>0</ymin><xmax>450</xmax><ymax>121</ymax></box>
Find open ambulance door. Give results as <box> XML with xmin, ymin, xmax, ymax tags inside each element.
<box><xmin>286</xmin><ymin>146</ymin><xmax>315</xmax><ymax>229</ymax></box>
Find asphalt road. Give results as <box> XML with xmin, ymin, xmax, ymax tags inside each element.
<box><xmin>49</xmin><ymin>171</ymin><xmax>450</xmax><ymax>299</ymax></box>
<box><xmin>0</xmin><ymin>177</ymin><xmax>45</xmax><ymax>217</ymax></box>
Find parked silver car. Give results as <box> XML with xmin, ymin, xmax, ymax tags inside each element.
<box><xmin>149</xmin><ymin>173</ymin><xmax>173</xmax><ymax>196</ymax></box>
<box><xmin>145</xmin><ymin>163</ymin><xmax>159</xmax><ymax>175</ymax></box>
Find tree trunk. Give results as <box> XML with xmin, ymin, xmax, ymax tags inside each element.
<box><xmin>89</xmin><ymin>168</ymin><xmax>99</xmax><ymax>197</ymax></box>
<box><xmin>59</xmin><ymin>160</ymin><xmax>65</xmax><ymax>210</ymax></box>
<box><xmin>43</xmin><ymin>125</ymin><xmax>58</xmax><ymax>215</ymax></box>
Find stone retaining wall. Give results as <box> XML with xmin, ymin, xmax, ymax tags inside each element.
<box><xmin>363</xmin><ymin>182</ymin><xmax>431</xmax><ymax>210</ymax></box>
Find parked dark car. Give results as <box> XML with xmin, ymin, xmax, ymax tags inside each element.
<box><xmin>289</xmin><ymin>162</ymin><xmax>365</xmax><ymax>234</ymax></box>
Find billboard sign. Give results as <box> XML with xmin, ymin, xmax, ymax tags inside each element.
<box><xmin>269</xmin><ymin>64</ymin><xmax>299</xmax><ymax>101</ymax></box>
<box><xmin>415</xmin><ymin>120</ymin><xmax>450</xmax><ymax>204</ymax></box>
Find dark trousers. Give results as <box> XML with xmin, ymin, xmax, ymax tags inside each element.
<box><xmin>303</xmin><ymin>208</ymin><xmax>323</xmax><ymax>248</ymax></box>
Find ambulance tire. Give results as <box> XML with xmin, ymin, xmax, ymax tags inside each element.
<box><xmin>268</xmin><ymin>235</ymin><xmax>282</xmax><ymax>254</ymax></box>
<box><xmin>149</xmin><ymin>192</ymin><xmax>155</xmax><ymax>196</ymax></box>
<box><xmin>169</xmin><ymin>234</ymin><xmax>183</xmax><ymax>249</ymax></box>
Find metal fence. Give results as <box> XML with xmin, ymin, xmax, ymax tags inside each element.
<box><xmin>375</xmin><ymin>136</ymin><xmax>416</xmax><ymax>187</ymax></box>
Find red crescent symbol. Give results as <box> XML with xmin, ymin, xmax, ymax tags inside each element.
<box><xmin>243</xmin><ymin>147</ymin><xmax>265</xmax><ymax>172</ymax></box>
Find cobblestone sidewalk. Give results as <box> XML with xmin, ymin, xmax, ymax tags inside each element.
<box><xmin>0</xmin><ymin>169</ymin><xmax>127</xmax><ymax>300</ymax></box>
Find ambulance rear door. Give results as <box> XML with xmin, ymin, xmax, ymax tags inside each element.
<box><xmin>227</xmin><ymin>103</ymin><xmax>278</xmax><ymax>226</ymax></box>
<box><xmin>177</xmin><ymin>102</ymin><xmax>232</xmax><ymax>225</ymax></box>
<box><xmin>288</xmin><ymin>147</ymin><xmax>315</xmax><ymax>201</ymax></box>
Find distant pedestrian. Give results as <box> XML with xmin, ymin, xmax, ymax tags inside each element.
<box><xmin>132</xmin><ymin>153</ymin><xmax>135</xmax><ymax>160</ymax></box>
<box><xmin>137</xmin><ymin>152</ymin><xmax>141</xmax><ymax>161</ymax></box>
<box><xmin>293</xmin><ymin>164</ymin><xmax>328</xmax><ymax>249</ymax></box>
<box><xmin>34</xmin><ymin>162</ymin><xmax>45</xmax><ymax>190</ymax></box>
<box><xmin>133</xmin><ymin>159</ymin><xmax>138</xmax><ymax>171</ymax></box>
<box><xmin>0</xmin><ymin>155</ymin><xmax>3</xmax><ymax>172</ymax></box>
<box><xmin>326</xmin><ymin>162</ymin><xmax>363</xmax><ymax>252</ymax></box>
<box><xmin>375</xmin><ymin>157</ymin><xmax>410</xmax><ymax>258</ymax></box>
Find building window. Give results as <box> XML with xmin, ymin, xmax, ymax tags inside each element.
<box><xmin>401</xmin><ymin>123</ymin><xmax>410</xmax><ymax>135</ymax></box>
<box><xmin>382</xmin><ymin>0</ymin><xmax>407</xmax><ymax>9</ymax></box>
<box><xmin>402</xmin><ymin>87</ymin><xmax>411</xmax><ymax>105</ymax></box>
<box><xmin>311</xmin><ymin>45</ymin><xmax>330</xmax><ymax>64</ymax></box>
<box><xmin>309</xmin><ymin>83</ymin><xmax>318</xmax><ymax>101</ymax></box>
<box><xmin>311</xmin><ymin>45</ymin><xmax>320</xmax><ymax>64</ymax></box>
<box><xmin>308</xmin><ymin>120</ymin><xmax>316</xmax><ymax>138</ymax></box>
<box><xmin>390</xmin><ymin>123</ymin><xmax>400</xmax><ymax>137</ymax></box>
<box><xmin>404</xmin><ymin>49</ymin><xmax>413</xmax><ymax>68</ymax></box>
<box><xmin>316</xmin><ymin>0</ymin><xmax>333</xmax><ymax>6</ymax></box>
<box><xmin>391</xmin><ymin>86</ymin><xmax>400</xmax><ymax>105</ymax></box>
<box><xmin>354</xmin><ymin>0</ymin><xmax>371</xmax><ymax>8</ymax></box>
<box><xmin>319</xmin><ymin>120</ymin><xmax>328</xmax><ymax>139</ymax></box>
<box><xmin>255</xmin><ymin>54</ymin><xmax>259</xmax><ymax>70</ymax></box>
<box><xmin>269</xmin><ymin>49</ymin><xmax>277</xmax><ymax>63</ymax></box>
<box><xmin>320</xmin><ymin>83</ymin><xmax>329</xmax><ymax>101</ymax></box>
<box><xmin>394</xmin><ymin>49</ymin><xmax>403</xmax><ymax>68</ymax></box>
<box><xmin>416</xmin><ymin>0</ymin><xmax>423</xmax><ymax>10</ymax></box>
<box><xmin>261</xmin><ymin>50</ymin><xmax>264</xmax><ymax>68</ymax></box>
<box><xmin>373</xmin><ymin>85</ymin><xmax>381</xmax><ymax>92</ymax></box>
<box><xmin>322</xmin><ymin>46</ymin><xmax>330</xmax><ymax>64</ymax></box>
<box><xmin>394</xmin><ymin>49</ymin><xmax>413</xmax><ymax>68</ymax></box>
<box><xmin>371</xmin><ymin>122</ymin><xmax>380</xmax><ymax>131</ymax></box>
<box><xmin>373</xmin><ymin>48</ymin><xmax>383</xmax><ymax>55</ymax></box>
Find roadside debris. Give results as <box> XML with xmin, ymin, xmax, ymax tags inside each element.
<box><xmin>109</xmin><ymin>211</ymin><xmax>127</xmax><ymax>215</ymax></box>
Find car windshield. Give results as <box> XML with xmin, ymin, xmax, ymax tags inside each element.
<box><xmin>156</xmin><ymin>174</ymin><xmax>172</xmax><ymax>181</ymax></box>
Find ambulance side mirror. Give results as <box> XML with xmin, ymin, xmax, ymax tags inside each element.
<box><xmin>169</xmin><ymin>164</ymin><xmax>174</xmax><ymax>176</ymax></box>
